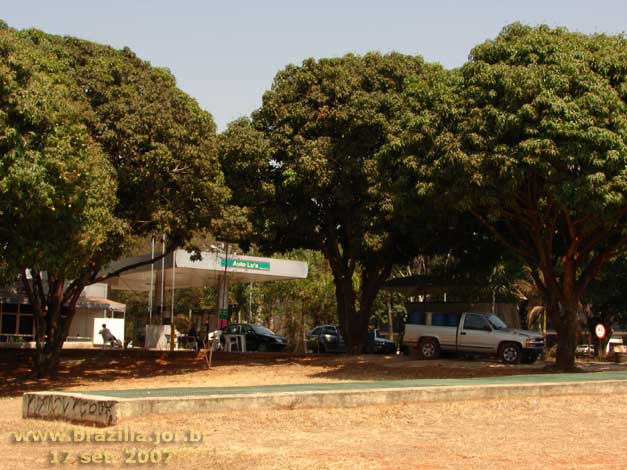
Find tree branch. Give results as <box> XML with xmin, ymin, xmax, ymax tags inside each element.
<box><xmin>33</xmin><ymin>271</ymin><xmax>47</xmax><ymax>309</ymax></box>
<box><xmin>576</xmin><ymin>234</ymin><xmax>627</xmax><ymax>299</ymax></box>
<box><xmin>470</xmin><ymin>209</ymin><xmax>537</xmax><ymax>264</ymax></box>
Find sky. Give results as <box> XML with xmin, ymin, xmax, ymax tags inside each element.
<box><xmin>2</xmin><ymin>0</ymin><xmax>626</xmax><ymax>131</ymax></box>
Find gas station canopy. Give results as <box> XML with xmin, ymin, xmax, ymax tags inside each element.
<box><xmin>103</xmin><ymin>249</ymin><xmax>309</xmax><ymax>292</ymax></box>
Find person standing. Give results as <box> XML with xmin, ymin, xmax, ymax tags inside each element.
<box><xmin>189</xmin><ymin>323</ymin><xmax>199</xmax><ymax>351</ymax></box>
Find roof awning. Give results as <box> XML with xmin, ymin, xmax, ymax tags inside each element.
<box><xmin>77</xmin><ymin>296</ymin><xmax>126</xmax><ymax>312</ymax></box>
<box><xmin>103</xmin><ymin>249</ymin><xmax>309</xmax><ymax>292</ymax></box>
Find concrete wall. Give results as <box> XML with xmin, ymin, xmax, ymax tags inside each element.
<box><xmin>92</xmin><ymin>318</ymin><xmax>125</xmax><ymax>346</ymax></box>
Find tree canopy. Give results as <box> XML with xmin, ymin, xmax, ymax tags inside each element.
<box><xmin>1</xmin><ymin>25</ymin><xmax>123</xmax><ymax>282</ymax></box>
<box><xmin>221</xmin><ymin>52</ymin><xmax>464</xmax><ymax>351</ymax></box>
<box><xmin>423</xmin><ymin>24</ymin><xmax>627</xmax><ymax>369</ymax></box>
<box><xmin>0</xmin><ymin>23</ymin><xmax>227</xmax><ymax>376</ymax></box>
<box><xmin>4</xmin><ymin>19</ymin><xmax>626</xmax><ymax>372</ymax></box>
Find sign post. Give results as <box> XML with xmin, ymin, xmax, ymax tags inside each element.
<box><xmin>595</xmin><ymin>323</ymin><xmax>607</xmax><ymax>357</ymax></box>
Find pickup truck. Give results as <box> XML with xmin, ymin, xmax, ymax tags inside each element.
<box><xmin>403</xmin><ymin>311</ymin><xmax>544</xmax><ymax>364</ymax></box>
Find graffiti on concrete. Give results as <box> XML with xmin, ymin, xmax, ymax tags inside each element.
<box><xmin>24</xmin><ymin>394</ymin><xmax>116</xmax><ymax>425</ymax></box>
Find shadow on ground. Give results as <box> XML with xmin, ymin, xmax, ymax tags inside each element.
<box><xmin>0</xmin><ymin>349</ymin><xmax>294</xmax><ymax>396</ymax></box>
<box><xmin>0</xmin><ymin>349</ymin><xmax>579</xmax><ymax>397</ymax></box>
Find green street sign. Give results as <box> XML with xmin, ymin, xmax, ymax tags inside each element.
<box><xmin>220</xmin><ymin>259</ymin><xmax>270</xmax><ymax>271</ymax></box>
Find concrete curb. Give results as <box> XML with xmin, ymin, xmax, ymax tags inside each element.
<box><xmin>23</xmin><ymin>378</ymin><xmax>627</xmax><ymax>427</ymax></box>
<box><xmin>22</xmin><ymin>391</ymin><xmax>121</xmax><ymax>427</ymax></box>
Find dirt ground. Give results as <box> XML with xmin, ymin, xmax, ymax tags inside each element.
<box><xmin>2</xmin><ymin>350</ymin><xmax>626</xmax><ymax>469</ymax></box>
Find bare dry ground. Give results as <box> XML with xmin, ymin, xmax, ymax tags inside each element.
<box><xmin>2</xmin><ymin>350</ymin><xmax>626</xmax><ymax>469</ymax></box>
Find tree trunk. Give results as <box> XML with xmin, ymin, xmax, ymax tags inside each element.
<box><xmin>532</xmin><ymin>265</ymin><xmax>582</xmax><ymax>371</ymax></box>
<box><xmin>31</xmin><ymin>303</ymin><xmax>76</xmax><ymax>378</ymax></box>
<box><xmin>21</xmin><ymin>272</ymin><xmax>84</xmax><ymax>378</ymax></box>
<box><xmin>33</xmin><ymin>341</ymin><xmax>64</xmax><ymax>378</ymax></box>
<box><xmin>339</xmin><ymin>268</ymin><xmax>391</xmax><ymax>354</ymax></box>
<box><xmin>387</xmin><ymin>292</ymin><xmax>394</xmax><ymax>341</ymax></box>
<box><xmin>332</xmin><ymin>271</ymin><xmax>362</xmax><ymax>353</ymax></box>
<box><xmin>327</xmin><ymin>258</ymin><xmax>375</xmax><ymax>354</ymax></box>
<box><xmin>322</xmin><ymin>228</ymin><xmax>392</xmax><ymax>354</ymax></box>
<box><xmin>550</xmin><ymin>302</ymin><xmax>579</xmax><ymax>371</ymax></box>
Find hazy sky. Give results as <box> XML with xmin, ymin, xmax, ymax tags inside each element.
<box><xmin>3</xmin><ymin>1</ymin><xmax>626</xmax><ymax>130</ymax></box>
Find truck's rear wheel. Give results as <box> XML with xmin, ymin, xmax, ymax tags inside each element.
<box><xmin>417</xmin><ymin>338</ymin><xmax>440</xmax><ymax>360</ymax></box>
<box><xmin>499</xmin><ymin>342</ymin><xmax>522</xmax><ymax>364</ymax></box>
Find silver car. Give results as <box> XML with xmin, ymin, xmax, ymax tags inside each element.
<box><xmin>307</xmin><ymin>325</ymin><xmax>346</xmax><ymax>353</ymax></box>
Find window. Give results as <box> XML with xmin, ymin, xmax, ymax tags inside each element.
<box><xmin>431</xmin><ymin>313</ymin><xmax>460</xmax><ymax>327</ymax></box>
<box><xmin>322</xmin><ymin>326</ymin><xmax>337</xmax><ymax>335</ymax></box>
<box><xmin>407</xmin><ymin>311</ymin><xmax>426</xmax><ymax>325</ymax></box>
<box><xmin>225</xmin><ymin>325</ymin><xmax>240</xmax><ymax>334</ymax></box>
<box><xmin>487</xmin><ymin>315</ymin><xmax>508</xmax><ymax>330</ymax></box>
<box><xmin>18</xmin><ymin>315</ymin><xmax>34</xmax><ymax>335</ymax></box>
<box><xmin>20</xmin><ymin>304</ymin><xmax>34</xmax><ymax>314</ymax></box>
<box><xmin>1</xmin><ymin>313</ymin><xmax>17</xmax><ymax>334</ymax></box>
<box><xmin>463</xmin><ymin>314</ymin><xmax>491</xmax><ymax>331</ymax></box>
<box><xmin>252</xmin><ymin>325</ymin><xmax>275</xmax><ymax>336</ymax></box>
<box><xmin>2</xmin><ymin>303</ymin><xmax>18</xmax><ymax>313</ymax></box>
<box><xmin>310</xmin><ymin>327</ymin><xmax>322</xmax><ymax>335</ymax></box>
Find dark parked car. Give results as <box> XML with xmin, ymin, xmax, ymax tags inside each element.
<box><xmin>366</xmin><ymin>329</ymin><xmax>397</xmax><ymax>354</ymax></box>
<box><xmin>307</xmin><ymin>325</ymin><xmax>345</xmax><ymax>353</ymax></box>
<box><xmin>221</xmin><ymin>323</ymin><xmax>287</xmax><ymax>352</ymax></box>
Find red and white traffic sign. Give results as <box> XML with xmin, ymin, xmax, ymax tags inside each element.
<box><xmin>595</xmin><ymin>323</ymin><xmax>606</xmax><ymax>339</ymax></box>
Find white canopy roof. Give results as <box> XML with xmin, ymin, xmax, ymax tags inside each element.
<box><xmin>103</xmin><ymin>249</ymin><xmax>309</xmax><ymax>292</ymax></box>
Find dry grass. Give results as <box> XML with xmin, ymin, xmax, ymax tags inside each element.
<box><xmin>3</xmin><ymin>393</ymin><xmax>626</xmax><ymax>469</ymax></box>
<box><xmin>1</xmin><ymin>350</ymin><xmax>626</xmax><ymax>469</ymax></box>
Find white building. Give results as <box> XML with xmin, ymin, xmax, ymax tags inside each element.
<box><xmin>0</xmin><ymin>283</ymin><xmax>125</xmax><ymax>349</ymax></box>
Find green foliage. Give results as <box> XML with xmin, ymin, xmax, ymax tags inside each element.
<box><xmin>173</xmin><ymin>314</ymin><xmax>191</xmax><ymax>333</ymax></box>
<box><xmin>458</xmin><ymin>24</ymin><xmax>627</xmax><ymax>218</ymax></box>
<box><xmin>251</xmin><ymin>53</ymin><xmax>442</xmax><ymax>259</ymax></box>
<box><xmin>0</xmin><ymin>26</ymin><xmax>124</xmax><ymax>280</ymax></box>
<box><xmin>222</xmin><ymin>52</ymin><xmax>456</xmax><ymax>351</ymax></box>
<box><xmin>251</xmin><ymin>249</ymin><xmax>335</xmax><ymax>325</ymax></box>
<box><xmin>17</xmin><ymin>29</ymin><xmax>229</xmax><ymax>247</ymax></box>
<box><xmin>1</xmin><ymin>26</ymin><xmax>228</xmax><ymax>276</ymax></box>
<box><xmin>0</xmin><ymin>23</ymin><xmax>228</xmax><ymax>376</ymax></box>
<box><xmin>426</xmin><ymin>23</ymin><xmax>627</xmax><ymax>369</ymax></box>
<box><xmin>219</xmin><ymin>118</ymin><xmax>274</xmax><ymax>211</ymax></box>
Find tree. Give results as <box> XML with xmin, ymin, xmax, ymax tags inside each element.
<box><xmin>1</xmin><ymin>25</ymin><xmax>125</xmax><ymax>375</ymax></box>
<box><xmin>221</xmin><ymin>53</ymin><xmax>454</xmax><ymax>352</ymax></box>
<box><xmin>0</xmin><ymin>24</ymin><xmax>227</xmax><ymax>376</ymax></box>
<box><xmin>426</xmin><ymin>24</ymin><xmax>627</xmax><ymax>370</ymax></box>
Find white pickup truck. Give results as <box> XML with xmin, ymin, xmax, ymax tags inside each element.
<box><xmin>404</xmin><ymin>311</ymin><xmax>544</xmax><ymax>364</ymax></box>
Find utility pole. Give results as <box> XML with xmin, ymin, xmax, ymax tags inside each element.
<box><xmin>148</xmin><ymin>235</ymin><xmax>155</xmax><ymax>323</ymax></box>
<box><xmin>170</xmin><ymin>249</ymin><xmax>176</xmax><ymax>352</ymax></box>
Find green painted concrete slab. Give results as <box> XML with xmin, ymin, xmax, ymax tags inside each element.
<box><xmin>77</xmin><ymin>371</ymin><xmax>627</xmax><ymax>399</ymax></box>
